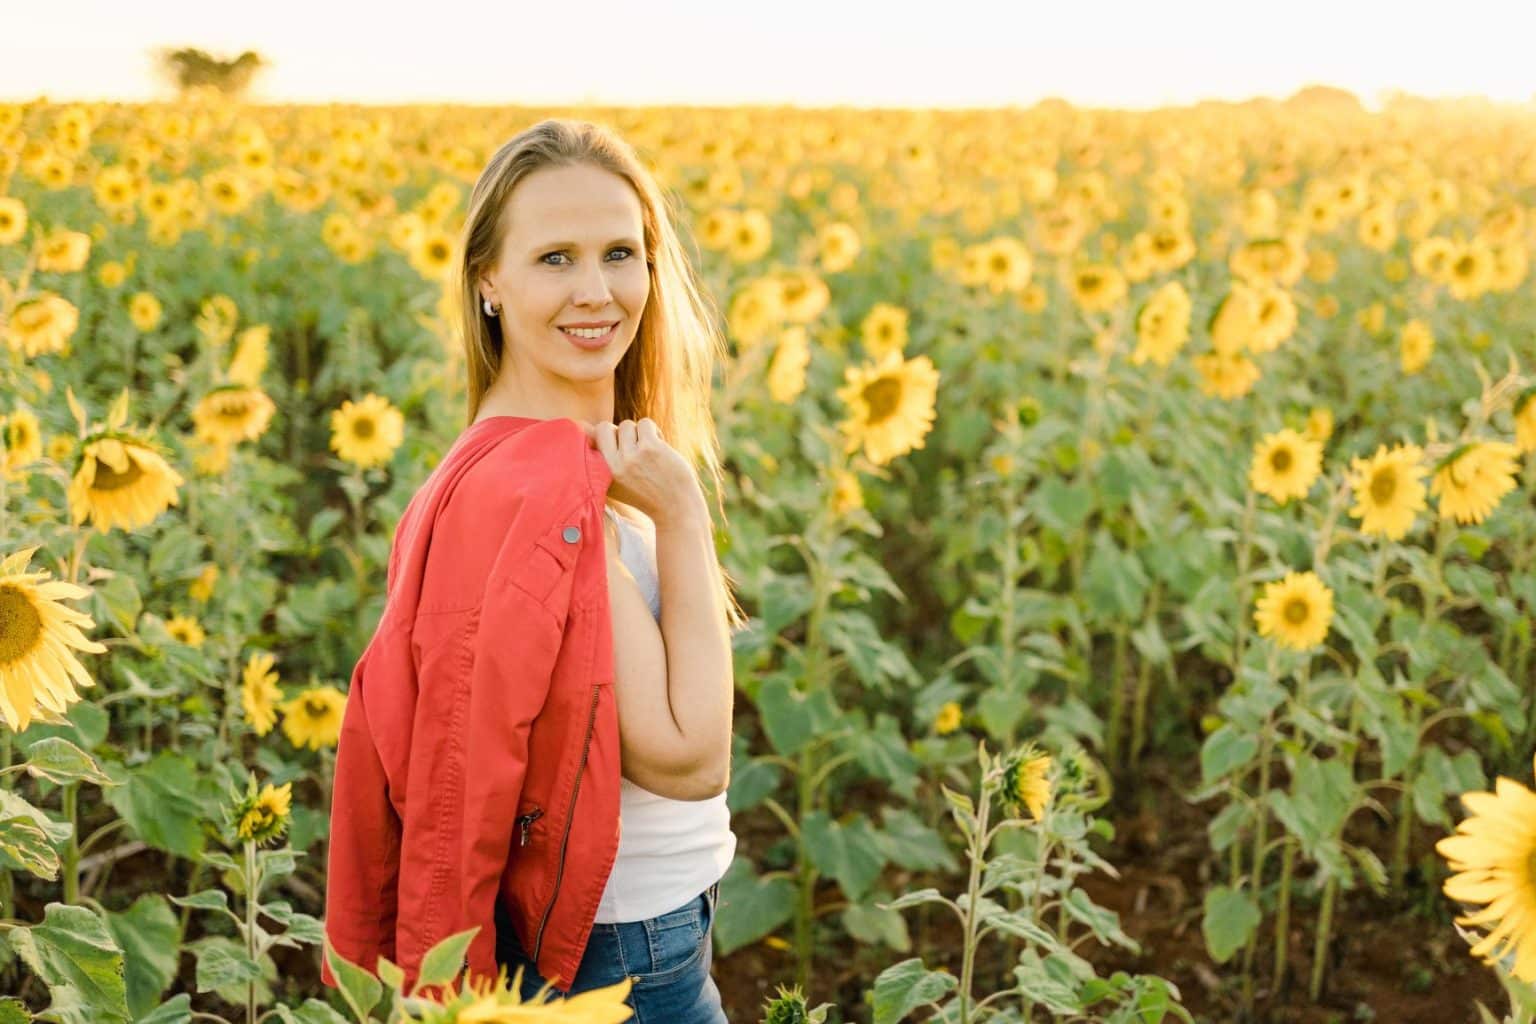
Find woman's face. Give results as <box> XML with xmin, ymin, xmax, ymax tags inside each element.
<box><xmin>479</xmin><ymin>163</ymin><xmax>650</xmax><ymax>393</ymax></box>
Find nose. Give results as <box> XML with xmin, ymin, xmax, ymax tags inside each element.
<box><xmin>572</xmin><ymin>259</ymin><xmax>614</xmax><ymax>308</ymax></box>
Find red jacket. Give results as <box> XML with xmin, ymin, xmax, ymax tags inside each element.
<box><xmin>320</xmin><ymin>414</ymin><xmax>621</xmax><ymax>995</ymax></box>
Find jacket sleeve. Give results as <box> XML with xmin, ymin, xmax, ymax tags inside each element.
<box><xmin>320</xmin><ymin>656</ymin><xmax>401</xmax><ymax>988</ymax></box>
<box><xmin>458</xmin><ymin>533</ymin><xmax>569</xmax><ymax>987</ymax></box>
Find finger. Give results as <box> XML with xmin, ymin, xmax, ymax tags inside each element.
<box><xmin>594</xmin><ymin>421</ymin><xmax>619</xmax><ymax>463</ymax></box>
<box><xmin>637</xmin><ymin>418</ymin><xmax>662</xmax><ymax>444</ymax></box>
<box><xmin>617</xmin><ymin>419</ymin><xmax>639</xmax><ymax>454</ymax></box>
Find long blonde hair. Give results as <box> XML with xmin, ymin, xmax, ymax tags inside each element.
<box><xmin>455</xmin><ymin>117</ymin><xmax>747</xmax><ymax>632</ymax></box>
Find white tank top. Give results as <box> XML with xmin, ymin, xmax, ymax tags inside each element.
<box><xmin>593</xmin><ymin>505</ymin><xmax>737</xmax><ymax>922</ymax></box>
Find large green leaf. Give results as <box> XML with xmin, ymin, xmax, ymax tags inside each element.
<box><xmin>103</xmin><ymin>752</ymin><xmax>207</xmax><ymax>859</ymax></box>
<box><xmin>134</xmin><ymin>993</ymin><xmax>191</xmax><ymax>1024</ymax></box>
<box><xmin>5</xmin><ymin>902</ymin><xmax>130</xmax><ymax>1024</ymax></box>
<box><xmin>22</xmin><ymin>737</ymin><xmax>115</xmax><ymax>787</ymax></box>
<box><xmin>105</xmin><ymin>894</ymin><xmax>182</xmax><ymax>1018</ymax></box>
<box><xmin>713</xmin><ymin>857</ymin><xmax>794</xmax><ymax>957</ymax></box>
<box><xmin>1199</xmin><ymin>724</ymin><xmax>1258</xmax><ymax>785</ymax></box>
<box><xmin>802</xmin><ymin>812</ymin><xmax>886</xmax><ymax>902</ymax></box>
<box><xmin>754</xmin><ymin>675</ymin><xmax>840</xmax><ymax>757</ymax></box>
<box><xmin>1201</xmin><ymin>885</ymin><xmax>1259</xmax><ymax>964</ymax></box>
<box><xmin>872</xmin><ymin>957</ymin><xmax>956</xmax><ymax>1024</ymax></box>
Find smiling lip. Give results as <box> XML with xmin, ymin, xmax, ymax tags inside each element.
<box><xmin>559</xmin><ymin>323</ymin><xmax>617</xmax><ymax>350</ymax></box>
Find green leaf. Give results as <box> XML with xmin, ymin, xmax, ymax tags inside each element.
<box><xmin>16</xmin><ymin>701</ymin><xmax>111</xmax><ymax>753</ymax></box>
<box><xmin>5</xmin><ymin>902</ymin><xmax>131</xmax><ymax>1024</ymax></box>
<box><xmin>1202</xmin><ymin>885</ymin><xmax>1259</xmax><ymax>964</ymax></box>
<box><xmin>726</xmin><ymin>754</ymin><xmax>780</xmax><ymax>814</ymax></box>
<box><xmin>875</xmin><ymin>809</ymin><xmax>957</xmax><ymax>873</ymax></box>
<box><xmin>1200</xmin><ymin>725</ymin><xmax>1258</xmax><ymax>785</ymax></box>
<box><xmin>872</xmin><ymin>958</ymin><xmax>957</xmax><ymax>1024</ymax></box>
<box><xmin>755</xmin><ymin>675</ymin><xmax>840</xmax><ymax>757</ymax></box>
<box><xmin>1082</xmin><ymin>531</ymin><xmax>1149</xmax><ymax>621</ymax></box>
<box><xmin>23</xmin><ymin>737</ymin><xmax>114</xmax><ymax>786</ymax></box>
<box><xmin>802</xmin><ymin>812</ymin><xmax>886</xmax><ymax>902</ymax></box>
<box><xmin>713</xmin><ymin>857</ymin><xmax>794</xmax><ymax>957</ymax></box>
<box><xmin>0</xmin><ymin>999</ymin><xmax>27</xmax><ymax>1024</ymax></box>
<box><xmin>841</xmin><ymin>900</ymin><xmax>911</xmax><ymax>952</ymax></box>
<box><xmin>105</xmin><ymin>894</ymin><xmax>182</xmax><ymax>1018</ymax></box>
<box><xmin>193</xmin><ymin>941</ymin><xmax>260</xmax><ymax>992</ymax></box>
<box><xmin>0</xmin><ymin>810</ymin><xmax>62</xmax><ymax>879</ymax></box>
<box><xmin>94</xmin><ymin>572</ymin><xmax>143</xmax><ymax>635</ymax></box>
<box><xmin>323</xmin><ymin>935</ymin><xmax>383</xmax><ymax>1021</ymax></box>
<box><xmin>168</xmin><ymin>890</ymin><xmax>233</xmax><ymax>916</ymax></box>
<box><xmin>104</xmin><ymin>752</ymin><xmax>207</xmax><ymax>859</ymax></box>
<box><xmin>134</xmin><ymin>994</ymin><xmax>192</xmax><ymax>1024</ymax></box>
<box><xmin>273</xmin><ymin>1000</ymin><xmax>351</xmax><ymax>1024</ymax></box>
<box><xmin>412</xmin><ymin>928</ymin><xmax>476</xmax><ymax>995</ymax></box>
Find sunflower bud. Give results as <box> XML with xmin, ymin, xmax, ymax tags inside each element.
<box><xmin>228</xmin><ymin>777</ymin><xmax>292</xmax><ymax>846</ymax></box>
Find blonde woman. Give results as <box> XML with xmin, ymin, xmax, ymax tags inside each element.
<box><xmin>322</xmin><ymin>118</ymin><xmax>746</xmax><ymax>1022</ymax></box>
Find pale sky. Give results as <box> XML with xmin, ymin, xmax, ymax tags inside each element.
<box><xmin>6</xmin><ymin>0</ymin><xmax>1536</xmax><ymax>110</ymax></box>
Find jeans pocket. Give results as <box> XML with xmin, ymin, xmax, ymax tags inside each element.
<box><xmin>631</xmin><ymin>894</ymin><xmax>708</xmax><ymax>988</ymax></box>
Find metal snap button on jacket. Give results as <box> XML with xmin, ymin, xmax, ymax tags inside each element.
<box><xmin>562</xmin><ymin>525</ymin><xmax>581</xmax><ymax>543</ymax></box>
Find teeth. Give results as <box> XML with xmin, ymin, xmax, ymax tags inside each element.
<box><xmin>561</xmin><ymin>325</ymin><xmax>612</xmax><ymax>339</ymax></box>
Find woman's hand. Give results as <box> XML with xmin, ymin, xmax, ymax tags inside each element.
<box><xmin>578</xmin><ymin>418</ymin><xmax>702</xmax><ymax>527</ymax></box>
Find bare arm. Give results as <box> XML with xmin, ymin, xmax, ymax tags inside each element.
<box><xmin>605</xmin><ymin>494</ymin><xmax>733</xmax><ymax>801</ymax></box>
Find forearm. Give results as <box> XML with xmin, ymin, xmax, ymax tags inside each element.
<box><xmin>653</xmin><ymin>489</ymin><xmax>734</xmax><ymax>790</ymax></box>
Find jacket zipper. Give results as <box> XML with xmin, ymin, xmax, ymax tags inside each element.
<box><xmin>516</xmin><ymin>808</ymin><xmax>544</xmax><ymax>847</ymax></box>
<box><xmin>531</xmin><ymin>683</ymin><xmax>601</xmax><ymax>962</ymax></box>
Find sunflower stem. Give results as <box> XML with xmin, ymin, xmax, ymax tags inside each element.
<box><xmin>1308</xmin><ymin>874</ymin><xmax>1338</xmax><ymax>1001</ymax></box>
<box><xmin>1105</xmin><ymin>624</ymin><xmax>1128</xmax><ymax>774</ymax></box>
<box><xmin>956</xmin><ymin>764</ymin><xmax>991</xmax><ymax>1024</ymax></box>
<box><xmin>1272</xmin><ymin>838</ymin><xmax>1295</xmax><ymax>994</ymax></box>
<box><xmin>1129</xmin><ymin>585</ymin><xmax>1162</xmax><ymax>768</ymax></box>
<box><xmin>61</xmin><ymin>782</ymin><xmax>79</xmax><ymax>905</ymax></box>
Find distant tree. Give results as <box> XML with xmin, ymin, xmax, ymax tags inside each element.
<box><xmin>151</xmin><ymin>47</ymin><xmax>269</xmax><ymax>98</ymax></box>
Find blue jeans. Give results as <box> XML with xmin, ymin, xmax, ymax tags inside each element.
<box><xmin>493</xmin><ymin>882</ymin><xmax>726</xmax><ymax>1024</ymax></box>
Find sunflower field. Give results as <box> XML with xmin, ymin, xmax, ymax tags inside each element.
<box><xmin>3</xmin><ymin>89</ymin><xmax>1536</xmax><ymax>1023</ymax></box>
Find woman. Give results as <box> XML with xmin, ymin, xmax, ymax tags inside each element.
<box><xmin>321</xmin><ymin>118</ymin><xmax>745</xmax><ymax>1022</ymax></box>
<box><xmin>466</xmin><ymin>119</ymin><xmax>745</xmax><ymax>1018</ymax></box>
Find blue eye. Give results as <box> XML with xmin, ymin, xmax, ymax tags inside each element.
<box><xmin>542</xmin><ymin>247</ymin><xmax>634</xmax><ymax>265</ymax></box>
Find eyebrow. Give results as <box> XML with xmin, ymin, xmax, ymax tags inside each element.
<box><xmin>532</xmin><ymin>237</ymin><xmax>642</xmax><ymax>252</ymax></box>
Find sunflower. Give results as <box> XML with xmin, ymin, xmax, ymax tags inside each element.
<box><xmin>816</xmin><ymin>222</ymin><xmax>861</xmax><ymax>274</ymax></box>
<box><xmin>1193</xmin><ymin>349</ymin><xmax>1261</xmax><ymax>401</ymax></box>
<box><xmin>164</xmin><ymin>613</ymin><xmax>206</xmax><ymax>647</ymax></box>
<box><xmin>1347</xmin><ymin>443</ymin><xmax>1428</xmax><ymax>541</ymax></box>
<box><xmin>241</xmin><ymin>651</ymin><xmax>282</xmax><ymax>736</ymax></box>
<box><xmin>5</xmin><ymin>293</ymin><xmax>80</xmax><ymax>357</ymax></box>
<box><xmin>1067</xmin><ymin>262</ymin><xmax>1127</xmax><ymax>313</ymax></box>
<box><xmin>1436</xmin><ymin>751</ymin><xmax>1536</xmax><ymax>982</ymax></box>
<box><xmin>279</xmin><ymin>685</ymin><xmax>347</xmax><ymax>750</ymax></box>
<box><xmin>860</xmin><ymin>303</ymin><xmax>909</xmax><ymax>360</ymax></box>
<box><xmin>1253</xmin><ymin>570</ymin><xmax>1334</xmax><ymax>652</ymax></box>
<box><xmin>0</xmin><ymin>545</ymin><xmax>107</xmax><ymax>731</ymax></box>
<box><xmin>1513</xmin><ymin>390</ymin><xmax>1536</xmax><ymax>454</ymax></box>
<box><xmin>981</xmin><ymin>237</ymin><xmax>1033</xmax><ymax>294</ymax></box>
<box><xmin>1249</xmin><ymin>428</ymin><xmax>1322</xmax><ymax>505</ymax></box>
<box><xmin>2</xmin><ymin>408</ymin><xmax>43</xmax><ymax>477</ymax></box>
<box><xmin>227</xmin><ymin>325</ymin><xmax>270</xmax><ymax>388</ymax></box>
<box><xmin>829</xmin><ymin>467</ymin><xmax>864</xmax><ymax>517</ymax></box>
<box><xmin>1248</xmin><ymin>286</ymin><xmax>1297</xmax><ymax>353</ymax></box>
<box><xmin>767</xmin><ymin>326</ymin><xmax>810</xmax><ymax>405</ymax></box>
<box><xmin>1209</xmin><ymin>284</ymin><xmax>1262</xmax><ymax>353</ymax></box>
<box><xmin>1000</xmin><ymin>748</ymin><xmax>1052</xmax><ymax>822</ymax></box>
<box><xmin>192</xmin><ymin>385</ymin><xmax>276</xmax><ymax>447</ymax></box>
<box><xmin>430</xmin><ymin>971</ymin><xmax>633</xmax><ymax>1023</ymax></box>
<box><xmin>1306</xmin><ymin>407</ymin><xmax>1335</xmax><ymax>444</ymax></box>
<box><xmin>933</xmin><ymin>701</ymin><xmax>962</xmax><ymax>736</ymax></box>
<box><xmin>330</xmin><ymin>393</ymin><xmax>405</xmax><ymax>469</ymax></box>
<box><xmin>189</xmin><ymin>564</ymin><xmax>219</xmax><ymax>603</ymax></box>
<box><xmin>835</xmin><ymin>350</ymin><xmax>940</xmax><ymax>467</ymax></box>
<box><xmin>0</xmin><ymin>196</ymin><xmax>27</xmax><ymax>245</ymax></box>
<box><xmin>36</xmin><ymin>229</ymin><xmax>91</xmax><ymax>273</ymax></box>
<box><xmin>231</xmin><ymin>780</ymin><xmax>293</xmax><ymax>846</ymax></box>
<box><xmin>128</xmin><ymin>292</ymin><xmax>163</xmax><ymax>332</ymax></box>
<box><xmin>1130</xmin><ymin>280</ymin><xmax>1192</xmax><ymax>367</ymax></box>
<box><xmin>1400</xmin><ymin>319</ymin><xmax>1434</xmax><ymax>375</ymax></box>
<box><xmin>409</xmin><ymin>229</ymin><xmax>456</xmax><ymax>281</ymax></box>
<box><xmin>67</xmin><ymin>434</ymin><xmax>185</xmax><ymax>535</ymax></box>
<box><xmin>1432</xmin><ymin>441</ymin><xmax>1522</xmax><ymax>525</ymax></box>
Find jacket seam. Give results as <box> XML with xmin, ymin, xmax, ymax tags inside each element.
<box><xmin>423</xmin><ymin>609</ymin><xmax>476</xmax><ymax>948</ymax></box>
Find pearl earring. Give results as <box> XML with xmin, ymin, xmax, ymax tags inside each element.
<box><xmin>483</xmin><ymin>298</ymin><xmax>499</xmax><ymax>316</ymax></box>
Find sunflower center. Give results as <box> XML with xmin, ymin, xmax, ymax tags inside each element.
<box><xmin>304</xmin><ymin>697</ymin><xmax>329</xmax><ymax>717</ymax></box>
<box><xmin>861</xmin><ymin>377</ymin><xmax>904</xmax><ymax>424</ymax></box>
<box><xmin>351</xmin><ymin>417</ymin><xmax>376</xmax><ymax>440</ymax></box>
<box><xmin>0</xmin><ymin>585</ymin><xmax>43</xmax><ymax>665</ymax></box>
<box><xmin>1282</xmin><ymin>597</ymin><xmax>1311</xmax><ymax>624</ymax></box>
<box><xmin>1369</xmin><ymin>466</ymin><xmax>1398</xmax><ymax>504</ymax></box>
<box><xmin>1270</xmin><ymin>447</ymin><xmax>1293</xmax><ymax>473</ymax></box>
<box><xmin>91</xmin><ymin>456</ymin><xmax>144</xmax><ymax>492</ymax></box>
